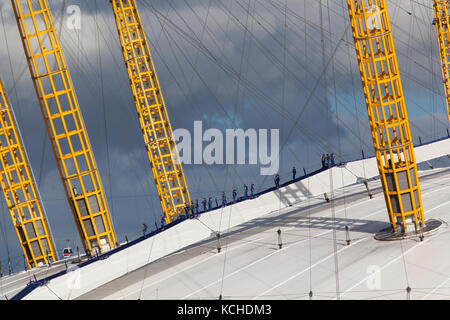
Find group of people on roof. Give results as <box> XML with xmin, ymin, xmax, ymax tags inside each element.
<box><xmin>144</xmin><ymin>158</ymin><xmax>338</xmax><ymax>234</ymax></box>
<box><xmin>321</xmin><ymin>153</ymin><xmax>336</xmax><ymax>168</ymax></box>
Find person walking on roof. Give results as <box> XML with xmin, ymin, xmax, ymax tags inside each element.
<box><xmin>232</xmin><ymin>187</ymin><xmax>237</xmax><ymax>203</ymax></box>
<box><xmin>326</xmin><ymin>154</ymin><xmax>330</xmax><ymax>168</ymax></box>
<box><xmin>244</xmin><ymin>184</ymin><xmax>248</xmax><ymax>198</ymax></box>
<box><xmin>215</xmin><ymin>198</ymin><xmax>219</xmax><ymax>208</ymax></box>
<box><xmin>208</xmin><ymin>195</ymin><xmax>213</xmax><ymax>210</ymax></box>
<box><xmin>330</xmin><ymin>153</ymin><xmax>336</xmax><ymax>166</ymax></box>
<box><xmin>274</xmin><ymin>173</ymin><xmax>280</xmax><ymax>188</ymax></box>
<box><xmin>321</xmin><ymin>154</ymin><xmax>326</xmax><ymax>168</ymax></box>
<box><xmin>202</xmin><ymin>198</ymin><xmax>207</xmax><ymax>212</ymax></box>
<box><xmin>293</xmin><ymin>166</ymin><xmax>297</xmax><ymax>180</ymax></box>
<box><xmin>250</xmin><ymin>183</ymin><xmax>255</xmax><ymax>198</ymax></box>
<box><xmin>195</xmin><ymin>199</ymin><xmax>199</xmax><ymax>215</ymax></box>
<box><xmin>142</xmin><ymin>223</ymin><xmax>148</xmax><ymax>237</ymax></box>
<box><xmin>222</xmin><ymin>192</ymin><xmax>226</xmax><ymax>207</ymax></box>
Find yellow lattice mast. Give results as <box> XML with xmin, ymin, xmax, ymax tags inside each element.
<box><xmin>0</xmin><ymin>79</ymin><xmax>56</xmax><ymax>268</ymax></box>
<box><xmin>433</xmin><ymin>0</ymin><xmax>450</xmax><ymax>126</ymax></box>
<box><xmin>346</xmin><ymin>0</ymin><xmax>425</xmax><ymax>232</ymax></box>
<box><xmin>11</xmin><ymin>0</ymin><xmax>116</xmax><ymax>254</ymax></box>
<box><xmin>110</xmin><ymin>0</ymin><xmax>191</xmax><ymax>224</ymax></box>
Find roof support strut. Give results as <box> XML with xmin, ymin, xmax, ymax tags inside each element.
<box><xmin>346</xmin><ymin>0</ymin><xmax>425</xmax><ymax>232</ymax></box>
<box><xmin>11</xmin><ymin>0</ymin><xmax>117</xmax><ymax>255</ymax></box>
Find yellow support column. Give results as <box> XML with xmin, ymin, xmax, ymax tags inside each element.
<box><xmin>433</xmin><ymin>0</ymin><xmax>450</xmax><ymax>126</ymax></box>
<box><xmin>0</xmin><ymin>79</ymin><xmax>56</xmax><ymax>268</ymax></box>
<box><xmin>12</xmin><ymin>0</ymin><xmax>116</xmax><ymax>254</ymax></box>
<box><xmin>346</xmin><ymin>0</ymin><xmax>425</xmax><ymax>232</ymax></box>
<box><xmin>110</xmin><ymin>0</ymin><xmax>191</xmax><ymax>224</ymax></box>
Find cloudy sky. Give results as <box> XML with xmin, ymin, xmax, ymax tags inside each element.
<box><xmin>0</xmin><ymin>0</ymin><xmax>448</xmax><ymax>270</ymax></box>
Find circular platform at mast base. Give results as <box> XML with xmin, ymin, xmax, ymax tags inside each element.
<box><xmin>374</xmin><ymin>219</ymin><xmax>443</xmax><ymax>241</ymax></box>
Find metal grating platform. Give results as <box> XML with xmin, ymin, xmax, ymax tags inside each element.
<box><xmin>374</xmin><ymin>219</ymin><xmax>443</xmax><ymax>241</ymax></box>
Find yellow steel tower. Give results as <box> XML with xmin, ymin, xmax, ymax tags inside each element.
<box><xmin>0</xmin><ymin>79</ymin><xmax>56</xmax><ymax>268</ymax></box>
<box><xmin>433</xmin><ymin>0</ymin><xmax>450</xmax><ymax>126</ymax></box>
<box><xmin>346</xmin><ymin>0</ymin><xmax>425</xmax><ymax>232</ymax></box>
<box><xmin>12</xmin><ymin>0</ymin><xmax>117</xmax><ymax>254</ymax></box>
<box><xmin>110</xmin><ymin>0</ymin><xmax>191</xmax><ymax>224</ymax></box>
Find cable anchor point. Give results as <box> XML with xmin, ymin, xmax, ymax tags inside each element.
<box><xmin>277</xmin><ymin>228</ymin><xmax>283</xmax><ymax>249</ymax></box>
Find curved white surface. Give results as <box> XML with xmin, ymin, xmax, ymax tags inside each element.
<box><xmin>22</xmin><ymin>138</ymin><xmax>450</xmax><ymax>300</ymax></box>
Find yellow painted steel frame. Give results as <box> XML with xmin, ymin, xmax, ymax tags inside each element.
<box><xmin>110</xmin><ymin>0</ymin><xmax>191</xmax><ymax>224</ymax></box>
<box><xmin>0</xmin><ymin>79</ymin><xmax>56</xmax><ymax>268</ymax></box>
<box><xmin>433</xmin><ymin>0</ymin><xmax>450</xmax><ymax>126</ymax></box>
<box><xmin>346</xmin><ymin>0</ymin><xmax>425</xmax><ymax>232</ymax></box>
<box><xmin>12</xmin><ymin>0</ymin><xmax>116</xmax><ymax>254</ymax></box>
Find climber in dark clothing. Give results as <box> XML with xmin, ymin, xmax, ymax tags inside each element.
<box><xmin>222</xmin><ymin>192</ymin><xmax>227</xmax><ymax>207</ymax></box>
<box><xmin>274</xmin><ymin>173</ymin><xmax>280</xmax><ymax>188</ymax></box>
